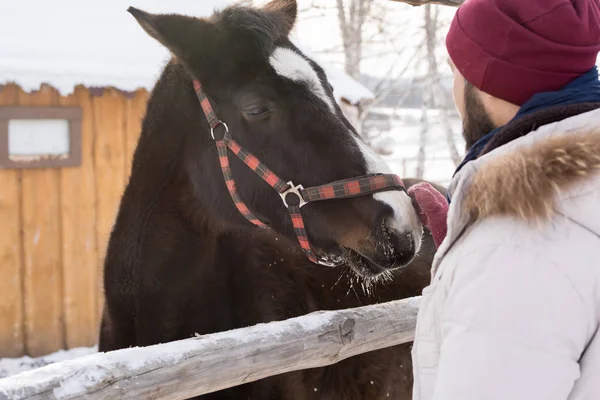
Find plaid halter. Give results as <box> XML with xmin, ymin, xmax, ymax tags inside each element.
<box><xmin>193</xmin><ymin>80</ymin><xmax>406</xmax><ymax>266</ymax></box>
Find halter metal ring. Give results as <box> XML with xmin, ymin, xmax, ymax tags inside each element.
<box><xmin>280</xmin><ymin>181</ymin><xmax>307</xmax><ymax>208</ymax></box>
<box><xmin>210</xmin><ymin>121</ymin><xmax>229</xmax><ymax>140</ymax></box>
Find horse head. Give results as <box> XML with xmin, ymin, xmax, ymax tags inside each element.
<box><xmin>128</xmin><ymin>0</ymin><xmax>423</xmax><ymax>278</ymax></box>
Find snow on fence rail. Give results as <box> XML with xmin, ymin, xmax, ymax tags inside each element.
<box><xmin>0</xmin><ymin>297</ymin><xmax>420</xmax><ymax>400</ymax></box>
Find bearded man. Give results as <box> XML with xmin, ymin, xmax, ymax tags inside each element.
<box><xmin>410</xmin><ymin>0</ymin><xmax>600</xmax><ymax>399</ymax></box>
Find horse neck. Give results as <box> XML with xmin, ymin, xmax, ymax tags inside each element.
<box><xmin>132</xmin><ymin>62</ymin><xmax>197</xmax><ymax>178</ymax></box>
<box><xmin>114</xmin><ymin>62</ymin><xmax>225</xmax><ymax>258</ymax></box>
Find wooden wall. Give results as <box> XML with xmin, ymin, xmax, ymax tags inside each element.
<box><xmin>0</xmin><ymin>84</ymin><xmax>149</xmax><ymax>357</ymax></box>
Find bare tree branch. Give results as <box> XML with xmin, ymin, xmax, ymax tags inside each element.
<box><xmin>304</xmin><ymin>0</ymin><xmax>459</xmax><ymax>154</ymax></box>
<box><xmin>357</xmin><ymin>0</ymin><xmax>370</xmax><ymax>32</ymax></box>
<box><xmin>416</xmin><ymin>2</ymin><xmax>462</xmax><ymax>167</ymax></box>
<box><xmin>416</xmin><ymin>4</ymin><xmax>435</xmax><ymax>179</ymax></box>
<box><xmin>301</xmin><ymin>4</ymin><xmax>337</xmax><ymax>9</ymax></box>
<box><xmin>423</xmin><ymin>5</ymin><xmax>462</xmax><ymax>166</ymax></box>
<box><xmin>370</xmin><ymin>47</ymin><xmax>421</xmax><ymax>100</ymax></box>
<box><xmin>297</xmin><ymin>0</ymin><xmax>337</xmax><ymax>21</ymax></box>
<box><xmin>390</xmin><ymin>0</ymin><xmax>464</xmax><ymax>6</ymax></box>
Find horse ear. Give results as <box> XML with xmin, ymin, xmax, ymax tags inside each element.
<box><xmin>262</xmin><ymin>0</ymin><xmax>297</xmax><ymax>37</ymax></box>
<box><xmin>127</xmin><ymin>7</ymin><xmax>208</xmax><ymax>61</ymax></box>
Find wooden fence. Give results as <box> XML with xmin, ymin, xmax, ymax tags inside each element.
<box><xmin>0</xmin><ymin>297</ymin><xmax>420</xmax><ymax>400</ymax></box>
<box><xmin>0</xmin><ymin>84</ymin><xmax>149</xmax><ymax>358</ymax></box>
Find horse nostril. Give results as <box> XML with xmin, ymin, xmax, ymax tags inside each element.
<box><xmin>367</xmin><ymin>223</ymin><xmax>417</xmax><ymax>270</ymax></box>
<box><xmin>384</xmin><ymin>229</ymin><xmax>416</xmax><ymax>269</ymax></box>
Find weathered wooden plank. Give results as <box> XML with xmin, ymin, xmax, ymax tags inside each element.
<box><xmin>0</xmin><ymin>297</ymin><xmax>420</xmax><ymax>400</ymax></box>
<box><xmin>0</xmin><ymin>84</ymin><xmax>25</xmax><ymax>357</ymax></box>
<box><xmin>124</xmin><ymin>89</ymin><xmax>148</xmax><ymax>177</ymax></box>
<box><xmin>92</xmin><ymin>89</ymin><xmax>127</xmax><ymax>324</ymax></box>
<box><xmin>17</xmin><ymin>85</ymin><xmax>64</xmax><ymax>357</ymax></box>
<box><xmin>58</xmin><ymin>87</ymin><xmax>98</xmax><ymax>349</ymax></box>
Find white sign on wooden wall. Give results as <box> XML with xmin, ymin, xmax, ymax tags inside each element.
<box><xmin>0</xmin><ymin>106</ymin><xmax>82</xmax><ymax>169</ymax></box>
<box><xmin>8</xmin><ymin>119</ymin><xmax>70</xmax><ymax>160</ymax></box>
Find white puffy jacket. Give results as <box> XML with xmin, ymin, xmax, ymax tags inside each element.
<box><xmin>412</xmin><ymin>108</ymin><xmax>600</xmax><ymax>400</ymax></box>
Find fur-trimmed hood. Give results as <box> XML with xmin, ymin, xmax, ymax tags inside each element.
<box><xmin>464</xmin><ymin>127</ymin><xmax>600</xmax><ymax>223</ymax></box>
<box><xmin>431</xmin><ymin>107</ymin><xmax>600</xmax><ymax>278</ymax></box>
<box><xmin>452</xmin><ymin>107</ymin><xmax>600</xmax><ymax>224</ymax></box>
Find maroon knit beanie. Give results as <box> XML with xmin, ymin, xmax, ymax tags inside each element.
<box><xmin>447</xmin><ymin>0</ymin><xmax>600</xmax><ymax>105</ymax></box>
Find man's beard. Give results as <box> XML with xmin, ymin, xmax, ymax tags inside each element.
<box><xmin>462</xmin><ymin>82</ymin><xmax>497</xmax><ymax>150</ymax></box>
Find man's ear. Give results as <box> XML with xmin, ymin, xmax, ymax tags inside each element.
<box><xmin>127</xmin><ymin>7</ymin><xmax>210</xmax><ymax>63</ymax></box>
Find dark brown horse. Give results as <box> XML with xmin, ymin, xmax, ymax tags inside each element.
<box><xmin>99</xmin><ymin>1</ymin><xmax>444</xmax><ymax>398</ymax></box>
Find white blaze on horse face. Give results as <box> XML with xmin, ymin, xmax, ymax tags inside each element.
<box><xmin>354</xmin><ymin>137</ymin><xmax>423</xmax><ymax>251</ymax></box>
<box><xmin>269</xmin><ymin>47</ymin><xmax>336</xmax><ymax>113</ymax></box>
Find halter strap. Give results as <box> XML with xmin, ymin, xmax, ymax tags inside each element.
<box><xmin>192</xmin><ymin>80</ymin><xmax>405</xmax><ymax>266</ymax></box>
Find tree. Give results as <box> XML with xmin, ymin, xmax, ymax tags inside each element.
<box><xmin>299</xmin><ymin>0</ymin><xmax>424</xmax><ymax>138</ymax></box>
<box><xmin>415</xmin><ymin>5</ymin><xmax>431</xmax><ymax>178</ymax></box>
<box><xmin>298</xmin><ymin>0</ymin><xmax>464</xmax><ymax>177</ymax></box>
<box><xmin>422</xmin><ymin>4</ymin><xmax>462</xmax><ymax>168</ymax></box>
<box><xmin>335</xmin><ymin>0</ymin><xmax>368</xmax><ymax>80</ymax></box>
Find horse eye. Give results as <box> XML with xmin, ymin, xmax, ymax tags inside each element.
<box><xmin>244</xmin><ymin>106</ymin><xmax>269</xmax><ymax>116</ymax></box>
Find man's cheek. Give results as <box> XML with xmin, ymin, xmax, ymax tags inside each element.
<box><xmin>452</xmin><ymin>71</ymin><xmax>466</xmax><ymax>120</ymax></box>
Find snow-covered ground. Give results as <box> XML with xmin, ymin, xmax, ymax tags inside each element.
<box><xmin>0</xmin><ymin>347</ymin><xmax>97</xmax><ymax>379</ymax></box>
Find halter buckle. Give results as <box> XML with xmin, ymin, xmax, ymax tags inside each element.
<box><xmin>317</xmin><ymin>256</ymin><xmax>342</xmax><ymax>268</ymax></box>
<box><xmin>280</xmin><ymin>181</ymin><xmax>307</xmax><ymax>208</ymax></box>
<box><xmin>316</xmin><ymin>257</ymin><xmax>340</xmax><ymax>267</ymax></box>
<box><xmin>210</xmin><ymin>121</ymin><xmax>229</xmax><ymax>140</ymax></box>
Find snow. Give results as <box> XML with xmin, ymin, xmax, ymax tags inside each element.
<box><xmin>0</xmin><ymin>340</ymin><xmax>207</xmax><ymax>398</ymax></box>
<box><xmin>326</xmin><ymin>66</ymin><xmax>375</xmax><ymax>104</ymax></box>
<box><xmin>0</xmin><ymin>0</ymin><xmax>373</xmax><ymax>105</ymax></box>
<box><xmin>0</xmin><ymin>347</ymin><xmax>97</xmax><ymax>379</ymax></box>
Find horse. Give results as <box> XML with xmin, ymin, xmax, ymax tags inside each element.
<box><xmin>99</xmin><ymin>1</ymin><xmax>444</xmax><ymax>398</ymax></box>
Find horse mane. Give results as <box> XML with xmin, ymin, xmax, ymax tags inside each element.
<box><xmin>218</xmin><ymin>3</ymin><xmax>295</xmax><ymax>51</ymax></box>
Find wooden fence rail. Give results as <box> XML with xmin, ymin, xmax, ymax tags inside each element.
<box><xmin>0</xmin><ymin>297</ymin><xmax>420</xmax><ymax>400</ymax></box>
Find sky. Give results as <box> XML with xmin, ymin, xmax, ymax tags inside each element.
<box><xmin>0</xmin><ymin>0</ymin><xmax>237</xmax><ymax>93</ymax></box>
<box><xmin>1</xmin><ymin>0</ymin><xmax>230</xmax><ymax>72</ymax></box>
<box><xmin>2</xmin><ymin>0</ymin><xmax>597</xmax><ymax>90</ymax></box>
<box><xmin>0</xmin><ymin>0</ymin><xmax>442</xmax><ymax>85</ymax></box>
<box><xmin>1</xmin><ymin>0</ymin><xmax>383</xmax><ymax>100</ymax></box>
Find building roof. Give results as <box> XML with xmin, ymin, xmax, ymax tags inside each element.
<box><xmin>0</xmin><ymin>0</ymin><xmax>373</xmax><ymax>105</ymax></box>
